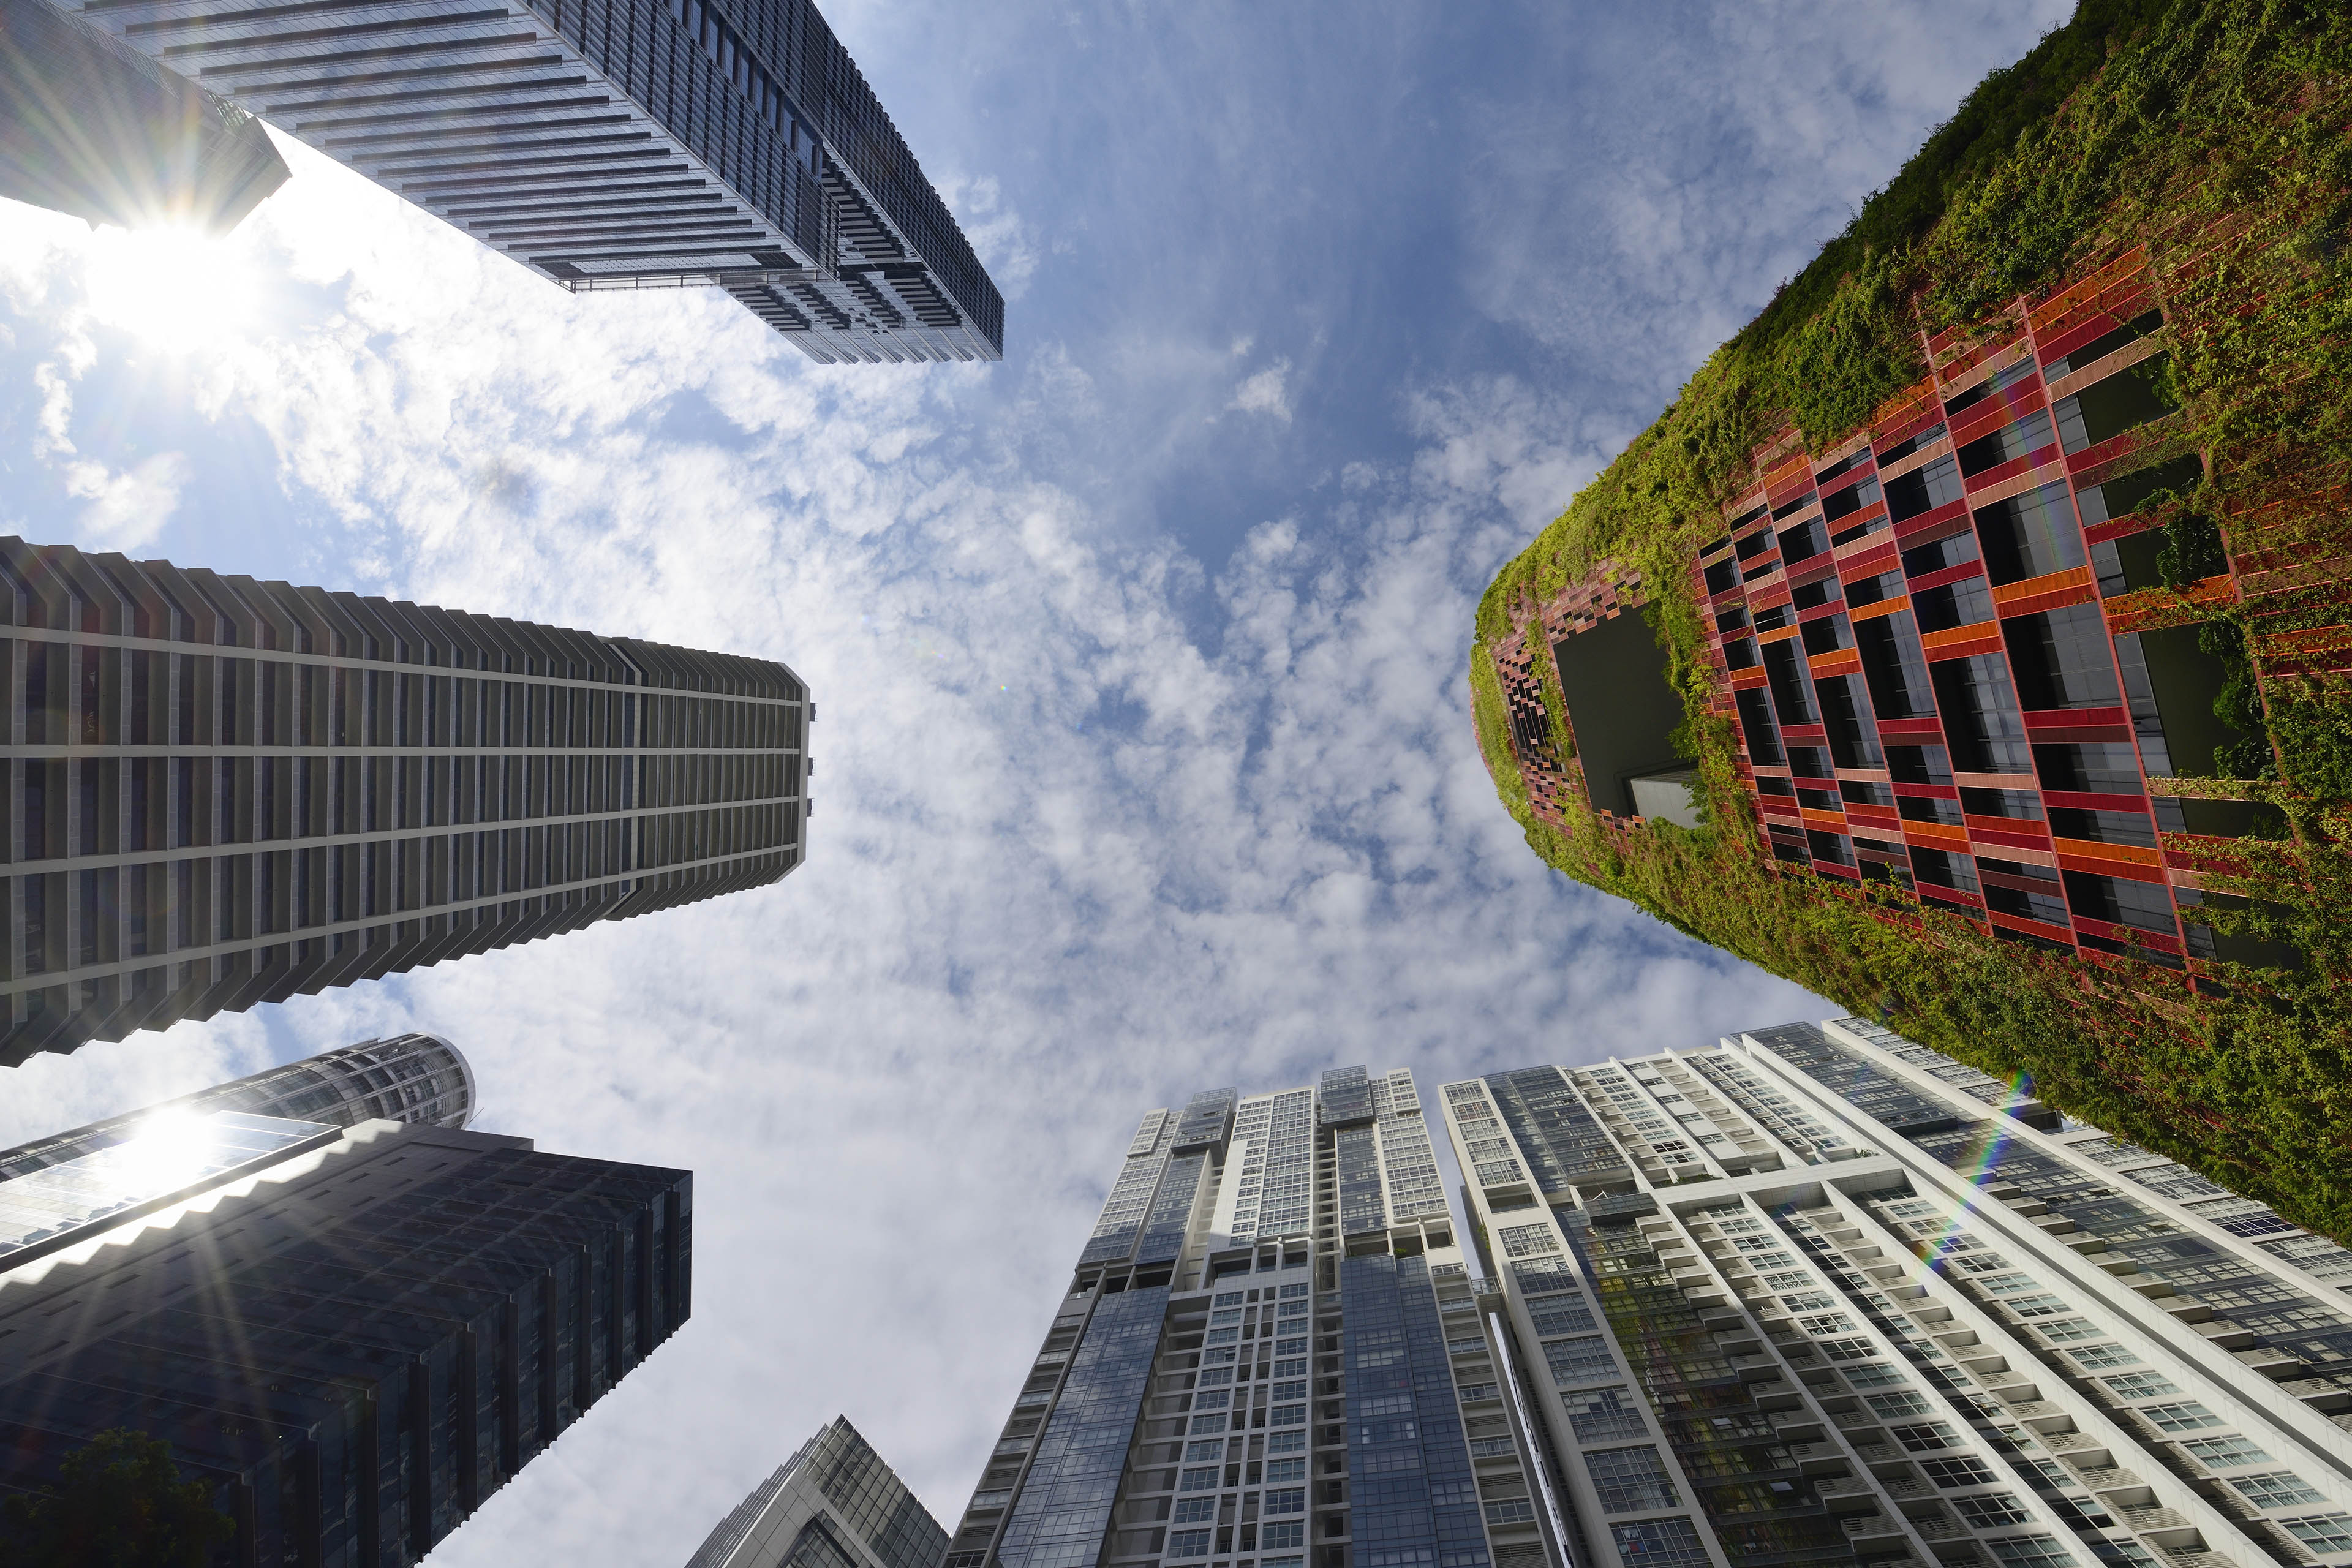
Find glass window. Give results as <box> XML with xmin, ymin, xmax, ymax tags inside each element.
<box><xmin>1263</xmin><ymin>1488</ymin><xmax>1306</xmax><ymax>1515</ymax></box>
<box><xmin>1585</xmin><ymin>1447</ymin><xmax>1681</xmax><ymax>1513</ymax></box>
<box><xmin>1865</xmin><ymin>1391</ymin><xmax>1934</xmax><ymax>1419</ymax></box>
<box><xmin>2065</xmin><ymin>1343</ymin><xmax>2140</xmax><ymax>1371</ymax></box>
<box><xmin>1180</xmin><ymin>1468</ymin><xmax>1220</xmax><ymax>1492</ymax></box>
<box><xmin>2100</xmin><ymin>1371</ymin><xmax>2182</xmax><ymax>1401</ymax></box>
<box><xmin>1167</xmin><ymin>1529</ymin><xmax>1213</xmax><ymax>1559</ymax></box>
<box><xmin>1562</xmin><ymin>1386</ymin><xmax>1648</xmax><ymax>1442</ymax></box>
<box><xmin>1260</xmin><ymin>1521</ymin><xmax>1306</xmax><ymax>1550</ymax></box>
<box><xmin>1185</xmin><ymin>1439</ymin><xmax>1227</xmax><ymax>1461</ymax></box>
<box><xmin>1952</xmin><ymin>1494</ymin><xmax>2033</xmax><ymax>1529</ymax></box>
<box><xmin>1278</xmin><ymin>1283</ymin><xmax>1310</xmax><ymax>1298</ymax></box>
<box><xmin>1986</xmin><ymin>1536</ymin><xmax>2078</xmax><ymax>1568</ymax></box>
<box><xmin>2231</xmin><ymin>1474</ymin><xmax>2325</xmax><ymax>1509</ymax></box>
<box><xmin>2280</xmin><ymin>1515</ymin><xmax>2352</xmax><ymax>1555</ymax></box>
<box><xmin>1890</xmin><ymin>1423</ymin><xmax>1961</xmax><ymax>1452</ymax></box>
<box><xmin>1264</xmin><ymin>1458</ymin><xmax>1306</xmax><ymax>1483</ymax></box>
<box><xmin>2180</xmin><ymin>1436</ymin><xmax>2272</xmax><ymax>1469</ymax></box>
<box><xmin>1611</xmin><ymin>1517</ymin><xmax>1710</xmax><ymax>1568</ymax></box>
<box><xmin>1172</xmin><ymin>1498</ymin><xmax>1218</xmax><ymax>1525</ymax></box>
<box><xmin>2139</xmin><ymin>1402</ymin><xmax>2222</xmax><ymax>1432</ymax></box>
<box><xmin>1188</xmin><ymin>1414</ymin><xmax>1228</xmax><ymax>1435</ymax></box>
<box><xmin>1210</xmin><ymin>1309</ymin><xmax>1243</xmax><ymax>1325</ymax></box>
<box><xmin>1545</xmin><ymin>1336</ymin><xmax>1617</xmax><ymax>1385</ymax></box>
<box><xmin>1922</xmin><ymin>1457</ymin><xmax>1998</xmax><ymax>1488</ymax></box>
<box><xmin>1265</xmin><ymin>1430</ymin><xmax>1305</xmax><ymax>1455</ymax></box>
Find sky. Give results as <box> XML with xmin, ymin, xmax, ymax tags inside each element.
<box><xmin>0</xmin><ymin>1</ymin><xmax>2073</xmax><ymax>1561</ymax></box>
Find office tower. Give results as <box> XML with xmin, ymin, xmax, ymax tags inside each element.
<box><xmin>0</xmin><ymin>1097</ymin><xmax>689</xmax><ymax>1562</ymax></box>
<box><xmin>687</xmin><ymin>1415</ymin><xmax>948</xmax><ymax>1568</ymax></box>
<box><xmin>1439</xmin><ymin>1018</ymin><xmax>2352</xmax><ymax>1568</ymax></box>
<box><xmin>0</xmin><ymin>535</ymin><xmax>810</xmax><ymax>1063</ymax></box>
<box><xmin>36</xmin><ymin>0</ymin><xmax>1004</xmax><ymax>363</ymax></box>
<box><xmin>0</xmin><ymin>0</ymin><xmax>288</xmax><ymax>232</ymax></box>
<box><xmin>0</xmin><ymin>1030</ymin><xmax>474</xmax><ymax>1179</ymax></box>
<box><xmin>947</xmin><ymin>1069</ymin><xmax>1564</xmax><ymax>1568</ymax></box>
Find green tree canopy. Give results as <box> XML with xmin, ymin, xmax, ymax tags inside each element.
<box><xmin>0</xmin><ymin>1428</ymin><xmax>235</xmax><ymax>1568</ymax></box>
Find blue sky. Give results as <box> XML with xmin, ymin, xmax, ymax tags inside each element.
<box><xmin>0</xmin><ymin>1</ymin><xmax>2068</xmax><ymax>1561</ymax></box>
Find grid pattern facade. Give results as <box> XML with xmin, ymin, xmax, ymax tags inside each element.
<box><xmin>42</xmin><ymin>0</ymin><xmax>1003</xmax><ymax>361</ymax></box>
<box><xmin>686</xmin><ymin>1416</ymin><xmax>949</xmax><ymax>1568</ymax></box>
<box><xmin>1440</xmin><ymin>1019</ymin><xmax>2352</xmax><ymax>1568</ymax></box>
<box><xmin>1686</xmin><ymin>255</ymin><xmax>2260</xmax><ymax>974</ymax></box>
<box><xmin>0</xmin><ymin>1119</ymin><xmax>691</xmax><ymax>1567</ymax></box>
<box><xmin>0</xmin><ymin>0</ymin><xmax>287</xmax><ymax>232</ymax></box>
<box><xmin>0</xmin><ymin>1030</ymin><xmax>476</xmax><ymax>1180</ymax></box>
<box><xmin>0</xmin><ymin>537</ymin><xmax>807</xmax><ymax>1062</ymax></box>
<box><xmin>949</xmin><ymin>1068</ymin><xmax>1559</xmax><ymax>1568</ymax></box>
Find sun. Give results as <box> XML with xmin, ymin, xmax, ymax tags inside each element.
<box><xmin>77</xmin><ymin>221</ymin><xmax>267</xmax><ymax>352</ymax></box>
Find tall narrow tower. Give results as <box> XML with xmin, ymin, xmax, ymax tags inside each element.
<box><xmin>688</xmin><ymin>1415</ymin><xmax>948</xmax><ymax>1568</ymax></box>
<box><xmin>946</xmin><ymin>1068</ymin><xmax>1566</xmax><ymax>1568</ymax></box>
<box><xmin>0</xmin><ymin>1030</ymin><xmax>477</xmax><ymax>1178</ymax></box>
<box><xmin>31</xmin><ymin>0</ymin><xmax>1004</xmax><ymax>361</ymax></box>
<box><xmin>0</xmin><ymin>537</ymin><xmax>809</xmax><ymax>1062</ymax></box>
<box><xmin>1439</xmin><ymin>1018</ymin><xmax>2352</xmax><ymax>1568</ymax></box>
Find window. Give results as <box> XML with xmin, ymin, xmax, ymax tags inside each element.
<box><xmin>1865</xmin><ymin>1391</ymin><xmax>1934</xmax><ymax>1419</ymax></box>
<box><xmin>1173</xmin><ymin>1498</ymin><xmax>1218</xmax><ymax>1524</ymax></box>
<box><xmin>2100</xmin><ymin>1371</ymin><xmax>2182</xmax><ymax>1401</ymax></box>
<box><xmin>1277</xmin><ymin>1300</ymin><xmax>1308</xmax><ymax>1317</ymax></box>
<box><xmin>2065</xmin><ymin>1343</ymin><xmax>2140</xmax><ymax>1371</ymax></box>
<box><xmin>1273</xmin><ymin>1357</ymin><xmax>1306</xmax><ymax>1377</ymax></box>
<box><xmin>1890</xmin><ymin>1423</ymin><xmax>1961</xmax><ymax>1452</ymax></box>
<box><xmin>1167</xmin><ymin>1529</ymin><xmax>1213</xmax><ymax>1559</ymax></box>
<box><xmin>1279</xmin><ymin>1283</ymin><xmax>1310</xmax><ymax>1298</ymax></box>
<box><xmin>1188</xmin><ymin>1414</ymin><xmax>1227</xmax><ymax>1434</ymax></box>
<box><xmin>1264</xmin><ymin>1458</ymin><xmax>1306</xmax><ymax>1483</ymax></box>
<box><xmin>1986</xmin><ymin>1536</ymin><xmax>2078</xmax><ymax>1568</ymax></box>
<box><xmin>1585</xmin><ymin>1447</ymin><xmax>1681</xmax><ymax>1513</ymax></box>
<box><xmin>2280</xmin><ymin>1515</ymin><xmax>2352</xmax><ymax>1555</ymax></box>
<box><xmin>1205</xmin><ymin>1329</ymin><xmax>1239</xmax><ymax>1345</ymax></box>
<box><xmin>1266</xmin><ymin>1428</ymin><xmax>1305</xmax><ymax>1455</ymax></box>
<box><xmin>1191</xmin><ymin>1390</ymin><xmax>1231</xmax><ymax>1411</ymax></box>
<box><xmin>1546</xmin><ymin>1336</ymin><xmax>1617</xmax><ymax>1385</ymax></box>
<box><xmin>1952</xmin><ymin>1494</ymin><xmax>2034</xmax><ymax>1528</ymax></box>
<box><xmin>2139</xmin><ymin>1402</ymin><xmax>2222</xmax><ymax>1432</ymax></box>
<box><xmin>2034</xmin><ymin>1319</ymin><xmax>2101</xmax><ymax>1344</ymax></box>
<box><xmin>2231</xmin><ymin>1474</ymin><xmax>2326</xmax><ymax>1509</ymax></box>
<box><xmin>1564</xmin><ymin>1386</ymin><xmax>1648</xmax><ymax>1442</ymax></box>
<box><xmin>1269</xmin><ymin>1405</ymin><xmax>1305</xmax><ymax>1427</ymax></box>
<box><xmin>1263</xmin><ymin>1488</ymin><xmax>1306</xmax><ymax>1515</ymax></box>
<box><xmin>1185</xmin><ymin>1439</ymin><xmax>1227</xmax><ymax>1461</ymax></box>
<box><xmin>1501</xmin><ymin>1223</ymin><xmax>1560</xmax><ymax>1257</ymax></box>
<box><xmin>2180</xmin><ymin>1436</ymin><xmax>2271</xmax><ymax>1469</ymax></box>
<box><xmin>1797</xmin><ymin>1312</ymin><xmax>1857</xmax><ymax>1336</ymax></box>
<box><xmin>1211</xmin><ymin>1308</ymin><xmax>1243</xmax><ymax>1325</ymax></box>
<box><xmin>1531</xmin><ymin>1300</ymin><xmax>1597</xmax><ymax>1336</ymax></box>
<box><xmin>1781</xmin><ymin>1291</ymin><xmax>1835</xmax><ymax>1311</ymax></box>
<box><xmin>1843</xmin><ymin>1363</ymin><xmax>1910</xmax><ymax>1389</ymax></box>
<box><xmin>1214</xmin><ymin>1292</ymin><xmax>1245</xmax><ymax>1307</ymax></box>
<box><xmin>1923</xmin><ymin>1457</ymin><xmax>1999</xmax><ymax>1489</ymax></box>
<box><xmin>1259</xmin><ymin>1522</ymin><xmax>1306</xmax><ymax>1550</ymax></box>
<box><xmin>1180</xmin><ymin>1468</ymin><xmax>1219</xmax><ymax>1491</ymax></box>
<box><xmin>1611</xmin><ymin>1517</ymin><xmax>1710</xmax><ymax>1568</ymax></box>
<box><xmin>1487</xmin><ymin>1500</ymin><xmax>1539</xmax><ymax>1525</ymax></box>
<box><xmin>1817</xmin><ymin>1338</ymin><xmax>1879</xmax><ymax>1362</ymax></box>
<box><xmin>1275</xmin><ymin>1338</ymin><xmax>1306</xmax><ymax>1355</ymax></box>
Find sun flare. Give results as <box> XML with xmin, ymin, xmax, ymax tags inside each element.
<box><xmin>77</xmin><ymin>222</ymin><xmax>265</xmax><ymax>351</ymax></box>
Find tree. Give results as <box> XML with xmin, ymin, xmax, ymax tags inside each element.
<box><xmin>0</xmin><ymin>1428</ymin><xmax>235</xmax><ymax>1568</ymax></box>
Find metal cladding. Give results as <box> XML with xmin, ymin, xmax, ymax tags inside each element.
<box><xmin>0</xmin><ymin>536</ymin><xmax>810</xmax><ymax>1062</ymax></box>
<box><xmin>40</xmin><ymin>0</ymin><xmax>1003</xmax><ymax>361</ymax></box>
<box><xmin>685</xmin><ymin>1415</ymin><xmax>949</xmax><ymax>1568</ymax></box>
<box><xmin>0</xmin><ymin>1031</ymin><xmax>478</xmax><ymax>1180</ymax></box>
<box><xmin>0</xmin><ymin>0</ymin><xmax>287</xmax><ymax>232</ymax></box>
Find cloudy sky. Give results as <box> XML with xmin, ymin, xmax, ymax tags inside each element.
<box><xmin>0</xmin><ymin>1</ymin><xmax>2070</xmax><ymax>1560</ymax></box>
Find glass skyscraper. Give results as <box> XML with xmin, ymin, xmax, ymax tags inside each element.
<box><xmin>0</xmin><ymin>1030</ymin><xmax>476</xmax><ymax>1179</ymax></box>
<box><xmin>1439</xmin><ymin>1019</ymin><xmax>2352</xmax><ymax>1568</ymax></box>
<box><xmin>31</xmin><ymin>0</ymin><xmax>1004</xmax><ymax>362</ymax></box>
<box><xmin>0</xmin><ymin>0</ymin><xmax>288</xmax><ymax>232</ymax></box>
<box><xmin>0</xmin><ymin>1079</ymin><xmax>690</xmax><ymax>1564</ymax></box>
<box><xmin>0</xmin><ymin>536</ymin><xmax>809</xmax><ymax>1063</ymax></box>
<box><xmin>946</xmin><ymin>1068</ymin><xmax>1562</xmax><ymax>1568</ymax></box>
<box><xmin>687</xmin><ymin>1415</ymin><xmax>948</xmax><ymax>1568</ymax></box>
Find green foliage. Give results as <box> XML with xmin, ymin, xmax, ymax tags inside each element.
<box><xmin>0</xmin><ymin>1430</ymin><xmax>235</xmax><ymax>1568</ymax></box>
<box><xmin>1470</xmin><ymin>0</ymin><xmax>2352</xmax><ymax>1242</ymax></box>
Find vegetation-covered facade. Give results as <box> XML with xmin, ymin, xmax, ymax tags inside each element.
<box><xmin>1472</xmin><ymin>0</ymin><xmax>2352</xmax><ymax>1238</ymax></box>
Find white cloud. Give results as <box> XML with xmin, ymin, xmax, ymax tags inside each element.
<box><xmin>1227</xmin><ymin>356</ymin><xmax>1292</xmax><ymax>422</ymax></box>
<box><xmin>61</xmin><ymin>451</ymin><xmax>190</xmax><ymax>549</ymax></box>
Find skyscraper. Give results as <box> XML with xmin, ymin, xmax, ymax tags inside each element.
<box><xmin>1439</xmin><ymin>1019</ymin><xmax>2352</xmax><ymax>1568</ymax></box>
<box><xmin>0</xmin><ymin>1093</ymin><xmax>690</xmax><ymax>1563</ymax></box>
<box><xmin>687</xmin><ymin>1415</ymin><xmax>948</xmax><ymax>1568</ymax></box>
<box><xmin>946</xmin><ymin>1069</ymin><xmax>1562</xmax><ymax>1568</ymax></box>
<box><xmin>0</xmin><ymin>0</ymin><xmax>288</xmax><ymax>232</ymax></box>
<box><xmin>0</xmin><ymin>535</ymin><xmax>810</xmax><ymax>1063</ymax></box>
<box><xmin>0</xmin><ymin>1029</ymin><xmax>475</xmax><ymax>1178</ymax></box>
<box><xmin>32</xmin><ymin>0</ymin><xmax>1004</xmax><ymax>362</ymax></box>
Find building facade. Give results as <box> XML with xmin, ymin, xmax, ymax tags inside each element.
<box><xmin>0</xmin><ymin>537</ymin><xmax>809</xmax><ymax>1063</ymax></box>
<box><xmin>0</xmin><ymin>1030</ymin><xmax>477</xmax><ymax>1180</ymax></box>
<box><xmin>1439</xmin><ymin>1019</ymin><xmax>2352</xmax><ymax>1568</ymax></box>
<box><xmin>0</xmin><ymin>1103</ymin><xmax>690</xmax><ymax>1564</ymax></box>
<box><xmin>34</xmin><ymin>0</ymin><xmax>1003</xmax><ymax>362</ymax></box>
<box><xmin>946</xmin><ymin>1068</ymin><xmax>1563</xmax><ymax>1568</ymax></box>
<box><xmin>1500</xmin><ymin>250</ymin><xmax>2294</xmax><ymax>982</ymax></box>
<box><xmin>687</xmin><ymin>1415</ymin><xmax>948</xmax><ymax>1568</ymax></box>
<box><xmin>0</xmin><ymin>0</ymin><xmax>287</xmax><ymax>232</ymax></box>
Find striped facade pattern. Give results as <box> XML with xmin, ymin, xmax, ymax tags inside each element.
<box><xmin>0</xmin><ymin>537</ymin><xmax>807</xmax><ymax>1063</ymax></box>
<box><xmin>45</xmin><ymin>0</ymin><xmax>1002</xmax><ymax>361</ymax></box>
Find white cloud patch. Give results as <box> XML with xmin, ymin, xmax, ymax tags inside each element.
<box><xmin>61</xmin><ymin>451</ymin><xmax>191</xmax><ymax>549</ymax></box>
<box><xmin>1227</xmin><ymin>356</ymin><xmax>1292</xmax><ymax>422</ymax></box>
